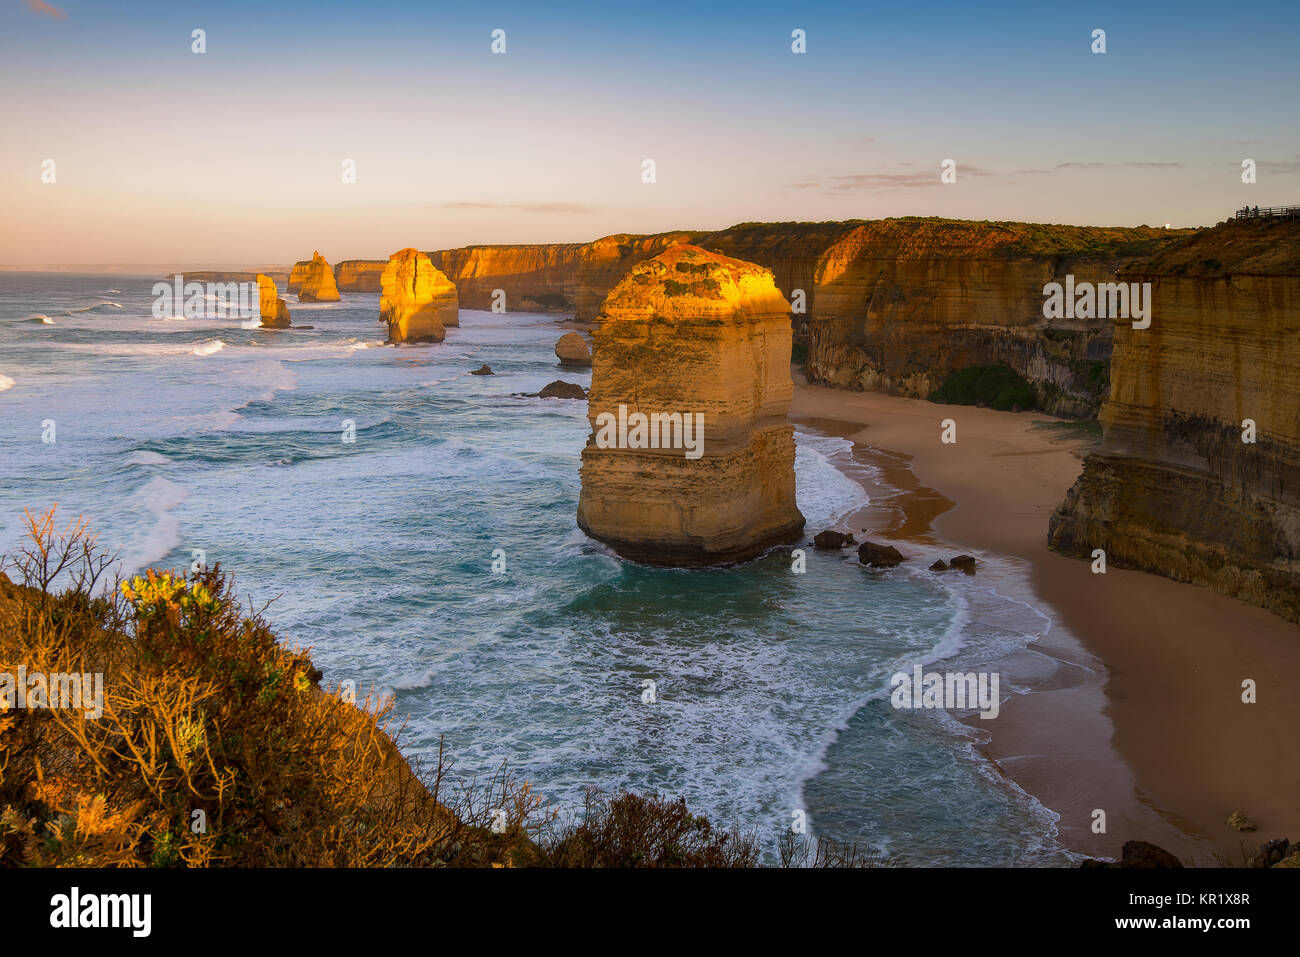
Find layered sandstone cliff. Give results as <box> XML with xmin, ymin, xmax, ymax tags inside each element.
<box><xmin>379</xmin><ymin>248</ymin><xmax>458</xmax><ymax>344</ymax></box>
<box><xmin>426</xmin><ymin>220</ymin><xmax>1189</xmax><ymax>417</ymax></box>
<box><xmin>289</xmin><ymin>251</ymin><xmax>341</xmax><ymax>301</ymax></box>
<box><xmin>257</xmin><ymin>274</ymin><xmax>291</xmax><ymax>328</ymax></box>
<box><xmin>335</xmin><ymin>260</ymin><xmax>386</xmax><ymax>292</ymax></box>
<box><xmin>1049</xmin><ymin>218</ymin><xmax>1300</xmax><ymax>622</ymax></box>
<box><xmin>576</xmin><ymin>244</ymin><xmax>804</xmax><ymax>565</ymax></box>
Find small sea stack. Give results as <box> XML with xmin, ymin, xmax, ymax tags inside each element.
<box><xmin>555</xmin><ymin>332</ymin><xmax>592</xmax><ymax>367</ymax></box>
<box><xmin>289</xmin><ymin>251</ymin><xmax>341</xmax><ymax>302</ymax></box>
<box><xmin>379</xmin><ymin>248</ymin><xmax>459</xmax><ymax>344</ymax></box>
<box><xmin>576</xmin><ymin>243</ymin><xmax>804</xmax><ymax>565</ymax></box>
<box><xmin>256</xmin><ymin>274</ymin><xmax>291</xmax><ymax>328</ymax></box>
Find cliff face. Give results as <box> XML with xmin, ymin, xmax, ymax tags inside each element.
<box><xmin>256</xmin><ymin>274</ymin><xmax>291</xmax><ymax>328</ymax></box>
<box><xmin>427</xmin><ymin>220</ymin><xmax>1190</xmax><ymax>417</ymax></box>
<box><xmin>289</xmin><ymin>252</ymin><xmax>341</xmax><ymax>302</ymax></box>
<box><xmin>334</xmin><ymin>260</ymin><xmax>386</xmax><ymax>292</ymax></box>
<box><xmin>379</xmin><ymin>248</ymin><xmax>458</xmax><ymax>344</ymax></box>
<box><xmin>1049</xmin><ymin>218</ymin><xmax>1300</xmax><ymax>622</ymax></box>
<box><xmin>426</xmin><ymin>233</ymin><xmax>691</xmax><ymax>319</ymax></box>
<box><xmin>577</xmin><ymin>244</ymin><xmax>804</xmax><ymax>565</ymax></box>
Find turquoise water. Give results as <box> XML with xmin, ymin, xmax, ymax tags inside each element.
<box><xmin>0</xmin><ymin>273</ymin><xmax>1077</xmax><ymax>865</ymax></box>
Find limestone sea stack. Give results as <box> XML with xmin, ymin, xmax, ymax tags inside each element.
<box><xmin>256</xmin><ymin>274</ymin><xmax>291</xmax><ymax>328</ymax></box>
<box><xmin>576</xmin><ymin>244</ymin><xmax>805</xmax><ymax>565</ymax></box>
<box><xmin>379</xmin><ymin>248</ymin><xmax>459</xmax><ymax>344</ymax></box>
<box><xmin>555</xmin><ymin>331</ymin><xmax>592</xmax><ymax>367</ymax></box>
<box><xmin>289</xmin><ymin>251</ymin><xmax>341</xmax><ymax>302</ymax></box>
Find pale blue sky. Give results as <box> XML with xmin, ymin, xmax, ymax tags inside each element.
<box><xmin>3</xmin><ymin>0</ymin><xmax>1298</xmax><ymax>262</ymax></box>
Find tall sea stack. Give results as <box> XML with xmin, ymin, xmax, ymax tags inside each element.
<box><xmin>256</xmin><ymin>274</ymin><xmax>291</xmax><ymax>328</ymax></box>
<box><xmin>577</xmin><ymin>244</ymin><xmax>804</xmax><ymax>565</ymax></box>
<box><xmin>379</xmin><ymin>248</ymin><xmax>459</xmax><ymax>344</ymax></box>
<box><xmin>1049</xmin><ymin>217</ymin><xmax>1300</xmax><ymax>623</ymax></box>
<box><xmin>289</xmin><ymin>251</ymin><xmax>341</xmax><ymax>302</ymax></box>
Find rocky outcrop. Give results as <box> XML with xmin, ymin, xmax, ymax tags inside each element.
<box><xmin>858</xmin><ymin>541</ymin><xmax>904</xmax><ymax>568</ymax></box>
<box><xmin>334</xmin><ymin>260</ymin><xmax>386</xmax><ymax>292</ymax></box>
<box><xmin>1049</xmin><ymin>218</ymin><xmax>1300</xmax><ymax>623</ymax></box>
<box><xmin>555</xmin><ymin>332</ymin><xmax>591</xmax><ymax>367</ymax></box>
<box><xmin>425</xmin><ymin>220</ymin><xmax>1190</xmax><ymax>418</ymax></box>
<box><xmin>256</xmin><ymin>274</ymin><xmax>291</xmax><ymax>328</ymax></box>
<box><xmin>289</xmin><ymin>251</ymin><xmax>341</xmax><ymax>301</ymax></box>
<box><xmin>813</xmin><ymin>530</ymin><xmax>856</xmax><ymax>549</ymax></box>
<box><xmin>577</xmin><ymin>244</ymin><xmax>804</xmax><ymax>565</ymax></box>
<box><xmin>1079</xmin><ymin>840</ymin><xmax>1184</xmax><ymax>868</ymax></box>
<box><xmin>379</xmin><ymin>248</ymin><xmax>458</xmax><ymax>344</ymax></box>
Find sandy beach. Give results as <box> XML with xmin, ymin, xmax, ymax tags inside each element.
<box><xmin>791</xmin><ymin>379</ymin><xmax>1300</xmax><ymax>865</ymax></box>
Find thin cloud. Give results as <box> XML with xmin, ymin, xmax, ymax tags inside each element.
<box><xmin>1009</xmin><ymin>161</ymin><xmax>1185</xmax><ymax>175</ymax></box>
<box><xmin>441</xmin><ymin>202</ymin><xmax>597</xmax><ymax>214</ymax></box>
<box><xmin>25</xmin><ymin>0</ymin><xmax>66</xmax><ymax>19</ymax></box>
<box><xmin>824</xmin><ymin>165</ymin><xmax>994</xmax><ymax>190</ymax></box>
<box><xmin>1258</xmin><ymin>155</ymin><xmax>1300</xmax><ymax>172</ymax></box>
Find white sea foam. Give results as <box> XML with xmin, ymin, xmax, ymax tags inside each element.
<box><xmin>192</xmin><ymin>340</ymin><xmax>225</xmax><ymax>356</ymax></box>
<box><xmin>116</xmin><ymin>476</ymin><xmax>189</xmax><ymax>576</ymax></box>
<box><xmin>125</xmin><ymin>451</ymin><xmax>173</xmax><ymax>466</ymax></box>
<box><xmin>0</xmin><ymin>375</ymin><xmax>14</xmax><ymax>392</ymax></box>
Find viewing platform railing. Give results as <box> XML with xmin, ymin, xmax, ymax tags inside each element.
<box><xmin>1234</xmin><ymin>205</ymin><xmax>1300</xmax><ymax>220</ymax></box>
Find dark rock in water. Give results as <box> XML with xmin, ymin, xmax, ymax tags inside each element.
<box><xmin>858</xmin><ymin>541</ymin><xmax>904</xmax><ymax>568</ymax></box>
<box><xmin>1250</xmin><ymin>838</ymin><xmax>1291</xmax><ymax>868</ymax></box>
<box><xmin>1079</xmin><ymin>840</ymin><xmax>1184</xmax><ymax>869</ymax></box>
<box><xmin>813</xmin><ymin>530</ymin><xmax>856</xmax><ymax>549</ymax></box>
<box><xmin>949</xmin><ymin>555</ymin><xmax>976</xmax><ymax>574</ymax></box>
<box><xmin>531</xmin><ymin>380</ymin><xmax>587</xmax><ymax>400</ymax></box>
<box><xmin>470</xmin><ymin>364</ymin><xmax>494</xmax><ymax>375</ymax></box>
<box><xmin>929</xmin><ymin>559</ymin><xmax>949</xmax><ymax>571</ymax></box>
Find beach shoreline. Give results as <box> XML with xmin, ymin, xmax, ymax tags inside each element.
<box><xmin>791</xmin><ymin>379</ymin><xmax>1300</xmax><ymax>866</ymax></box>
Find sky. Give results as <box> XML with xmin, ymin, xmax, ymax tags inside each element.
<box><xmin>2</xmin><ymin>0</ymin><xmax>1299</xmax><ymax>264</ymax></box>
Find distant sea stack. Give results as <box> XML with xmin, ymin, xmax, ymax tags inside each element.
<box><xmin>576</xmin><ymin>244</ymin><xmax>804</xmax><ymax>565</ymax></box>
<box><xmin>1049</xmin><ymin>217</ymin><xmax>1300</xmax><ymax>623</ymax></box>
<box><xmin>379</xmin><ymin>248</ymin><xmax>458</xmax><ymax>344</ymax></box>
<box><xmin>256</xmin><ymin>274</ymin><xmax>291</xmax><ymax>328</ymax></box>
<box><xmin>334</xmin><ymin>259</ymin><xmax>386</xmax><ymax>292</ymax></box>
<box><xmin>289</xmin><ymin>251</ymin><xmax>341</xmax><ymax>302</ymax></box>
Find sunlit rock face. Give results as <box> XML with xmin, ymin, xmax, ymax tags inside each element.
<box><xmin>289</xmin><ymin>251</ymin><xmax>341</xmax><ymax>302</ymax></box>
<box><xmin>577</xmin><ymin>244</ymin><xmax>804</xmax><ymax>565</ymax></box>
<box><xmin>1050</xmin><ymin>218</ymin><xmax>1300</xmax><ymax>623</ymax></box>
<box><xmin>379</xmin><ymin>248</ymin><xmax>459</xmax><ymax>344</ymax></box>
<box><xmin>256</xmin><ymin>274</ymin><xmax>291</xmax><ymax>328</ymax></box>
<box><xmin>334</xmin><ymin>260</ymin><xmax>386</xmax><ymax>292</ymax></box>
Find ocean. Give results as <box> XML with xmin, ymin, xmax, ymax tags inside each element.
<box><xmin>0</xmin><ymin>272</ymin><xmax>1079</xmax><ymax>865</ymax></box>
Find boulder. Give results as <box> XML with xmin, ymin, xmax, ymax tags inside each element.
<box><xmin>1226</xmin><ymin>810</ymin><xmax>1257</xmax><ymax>832</ymax></box>
<box><xmin>813</xmin><ymin>530</ymin><xmax>856</xmax><ymax>549</ymax></box>
<box><xmin>949</xmin><ymin>555</ymin><xmax>977</xmax><ymax>574</ymax></box>
<box><xmin>929</xmin><ymin>559</ymin><xmax>949</xmax><ymax>571</ymax></box>
<box><xmin>1079</xmin><ymin>840</ymin><xmax>1184</xmax><ymax>868</ymax></box>
<box><xmin>859</xmin><ymin>541</ymin><xmax>904</xmax><ymax>568</ymax></box>
<box><xmin>380</xmin><ymin>248</ymin><xmax>459</xmax><ymax>344</ymax></box>
<box><xmin>555</xmin><ymin>331</ymin><xmax>592</xmax><ymax>367</ymax></box>
<box><xmin>470</xmin><ymin>364</ymin><xmax>494</xmax><ymax>376</ymax></box>
<box><xmin>537</xmin><ymin>380</ymin><xmax>587</xmax><ymax>399</ymax></box>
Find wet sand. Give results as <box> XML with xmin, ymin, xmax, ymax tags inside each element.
<box><xmin>791</xmin><ymin>382</ymin><xmax>1300</xmax><ymax>865</ymax></box>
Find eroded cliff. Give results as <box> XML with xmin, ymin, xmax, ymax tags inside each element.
<box><xmin>1049</xmin><ymin>217</ymin><xmax>1300</xmax><ymax>622</ymax></box>
<box><xmin>426</xmin><ymin>220</ymin><xmax>1190</xmax><ymax>417</ymax></box>
<box><xmin>256</xmin><ymin>274</ymin><xmax>291</xmax><ymax>328</ymax></box>
<box><xmin>576</xmin><ymin>244</ymin><xmax>804</xmax><ymax>565</ymax></box>
<box><xmin>335</xmin><ymin>260</ymin><xmax>386</xmax><ymax>292</ymax></box>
